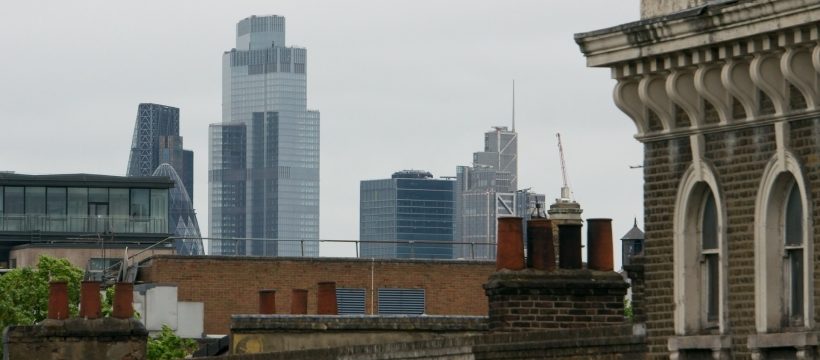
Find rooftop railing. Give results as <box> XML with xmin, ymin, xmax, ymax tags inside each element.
<box><xmin>0</xmin><ymin>214</ymin><xmax>167</xmax><ymax>234</ymax></box>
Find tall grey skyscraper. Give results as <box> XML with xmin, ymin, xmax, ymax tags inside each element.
<box><xmin>454</xmin><ymin>126</ymin><xmax>543</xmax><ymax>259</ymax></box>
<box><xmin>360</xmin><ymin>170</ymin><xmax>455</xmax><ymax>259</ymax></box>
<box><xmin>209</xmin><ymin>15</ymin><xmax>320</xmax><ymax>257</ymax></box>
<box><xmin>127</xmin><ymin>103</ymin><xmax>194</xmax><ymax>199</ymax></box>
<box><xmin>126</xmin><ymin>103</ymin><xmax>201</xmax><ymax>254</ymax></box>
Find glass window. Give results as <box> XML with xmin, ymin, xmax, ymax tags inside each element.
<box><xmin>88</xmin><ymin>188</ymin><xmax>108</xmax><ymax>203</ymax></box>
<box><xmin>700</xmin><ymin>190</ymin><xmax>719</xmax><ymax>324</ymax></box>
<box><xmin>25</xmin><ymin>187</ymin><xmax>45</xmax><ymax>215</ymax></box>
<box><xmin>150</xmin><ymin>189</ymin><xmax>168</xmax><ymax>232</ymax></box>
<box><xmin>67</xmin><ymin>188</ymin><xmax>87</xmax><ymax>232</ymax></box>
<box><xmin>47</xmin><ymin>188</ymin><xmax>66</xmax><ymax>215</ymax></box>
<box><xmin>130</xmin><ymin>189</ymin><xmax>150</xmax><ymax>217</ymax></box>
<box><xmin>109</xmin><ymin>189</ymin><xmax>129</xmax><ymax>233</ymax></box>
<box><xmin>0</xmin><ymin>186</ymin><xmax>3</xmax><ymax>215</ymax></box>
<box><xmin>784</xmin><ymin>182</ymin><xmax>804</xmax><ymax>325</ymax></box>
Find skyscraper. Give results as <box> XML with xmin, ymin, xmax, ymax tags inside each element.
<box><xmin>360</xmin><ymin>170</ymin><xmax>455</xmax><ymax>259</ymax></box>
<box><xmin>126</xmin><ymin>103</ymin><xmax>194</xmax><ymax>199</ymax></box>
<box><xmin>126</xmin><ymin>103</ymin><xmax>201</xmax><ymax>254</ymax></box>
<box><xmin>209</xmin><ymin>15</ymin><xmax>320</xmax><ymax>257</ymax></box>
<box><xmin>454</xmin><ymin>126</ymin><xmax>544</xmax><ymax>259</ymax></box>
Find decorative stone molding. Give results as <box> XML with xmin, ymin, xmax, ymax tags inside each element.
<box><xmin>576</xmin><ymin>0</ymin><xmax>820</xmax><ymax>141</ymax></box>
<box><xmin>668</xmin><ymin>334</ymin><xmax>732</xmax><ymax>360</ymax></box>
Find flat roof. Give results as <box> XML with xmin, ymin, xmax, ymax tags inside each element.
<box><xmin>0</xmin><ymin>173</ymin><xmax>174</xmax><ymax>189</ymax></box>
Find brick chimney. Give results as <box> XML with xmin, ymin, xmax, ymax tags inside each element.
<box><xmin>485</xmin><ymin>217</ymin><xmax>629</xmax><ymax>332</ymax></box>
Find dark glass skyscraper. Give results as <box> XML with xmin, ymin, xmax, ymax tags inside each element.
<box><xmin>209</xmin><ymin>15</ymin><xmax>320</xmax><ymax>257</ymax></box>
<box><xmin>126</xmin><ymin>103</ymin><xmax>194</xmax><ymax>200</ymax></box>
<box><xmin>360</xmin><ymin>170</ymin><xmax>455</xmax><ymax>259</ymax></box>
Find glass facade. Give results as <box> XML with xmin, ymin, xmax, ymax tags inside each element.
<box><xmin>0</xmin><ymin>185</ymin><xmax>167</xmax><ymax>234</ymax></box>
<box><xmin>153</xmin><ymin>164</ymin><xmax>203</xmax><ymax>255</ymax></box>
<box><xmin>210</xmin><ymin>15</ymin><xmax>320</xmax><ymax>257</ymax></box>
<box><xmin>455</xmin><ymin>127</ymin><xmax>531</xmax><ymax>259</ymax></box>
<box><xmin>360</xmin><ymin>171</ymin><xmax>455</xmax><ymax>259</ymax></box>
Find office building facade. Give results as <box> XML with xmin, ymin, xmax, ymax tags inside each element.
<box><xmin>210</xmin><ymin>15</ymin><xmax>320</xmax><ymax>257</ymax></box>
<box><xmin>360</xmin><ymin>170</ymin><xmax>455</xmax><ymax>259</ymax></box>
<box><xmin>152</xmin><ymin>164</ymin><xmax>203</xmax><ymax>255</ymax></box>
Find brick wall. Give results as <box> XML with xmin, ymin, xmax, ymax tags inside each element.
<box><xmin>484</xmin><ymin>270</ymin><xmax>628</xmax><ymax>331</ymax></box>
<box><xmin>3</xmin><ymin>318</ymin><xmax>147</xmax><ymax>360</ymax></box>
<box><xmin>137</xmin><ymin>256</ymin><xmax>496</xmax><ymax>334</ymax></box>
<box><xmin>642</xmin><ymin>124</ymin><xmax>782</xmax><ymax>359</ymax></box>
<box><xmin>201</xmin><ymin>324</ymin><xmax>646</xmax><ymax>360</ymax></box>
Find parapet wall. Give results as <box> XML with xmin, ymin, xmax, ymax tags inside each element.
<box><xmin>2</xmin><ymin>318</ymin><xmax>147</xmax><ymax>360</ymax></box>
<box><xmin>229</xmin><ymin>315</ymin><xmax>487</xmax><ymax>355</ymax></box>
<box><xmin>203</xmin><ymin>324</ymin><xmax>645</xmax><ymax>360</ymax></box>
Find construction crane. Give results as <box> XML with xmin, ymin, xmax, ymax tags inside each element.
<box><xmin>556</xmin><ymin>133</ymin><xmax>573</xmax><ymax>201</ymax></box>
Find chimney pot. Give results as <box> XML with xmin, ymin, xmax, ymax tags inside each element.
<box><xmin>112</xmin><ymin>282</ymin><xmax>134</xmax><ymax>319</ymax></box>
<box><xmin>558</xmin><ymin>223</ymin><xmax>583</xmax><ymax>269</ymax></box>
<box><xmin>79</xmin><ymin>281</ymin><xmax>102</xmax><ymax>319</ymax></box>
<box><xmin>587</xmin><ymin>218</ymin><xmax>614</xmax><ymax>271</ymax></box>
<box><xmin>47</xmin><ymin>281</ymin><xmax>70</xmax><ymax>320</ymax></box>
<box><xmin>496</xmin><ymin>217</ymin><xmax>525</xmax><ymax>271</ymax></box>
<box><xmin>527</xmin><ymin>219</ymin><xmax>556</xmax><ymax>271</ymax></box>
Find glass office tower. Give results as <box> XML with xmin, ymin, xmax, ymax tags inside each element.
<box><xmin>210</xmin><ymin>15</ymin><xmax>320</xmax><ymax>257</ymax></box>
<box><xmin>360</xmin><ymin>171</ymin><xmax>455</xmax><ymax>259</ymax></box>
<box><xmin>455</xmin><ymin>126</ymin><xmax>522</xmax><ymax>259</ymax></box>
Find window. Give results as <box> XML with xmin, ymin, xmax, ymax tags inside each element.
<box><xmin>674</xmin><ymin>162</ymin><xmax>726</xmax><ymax>335</ymax></box>
<box><xmin>755</xmin><ymin>154</ymin><xmax>813</xmax><ymax>333</ymax></box>
<box><xmin>700</xmin><ymin>192</ymin><xmax>719</xmax><ymax>325</ymax></box>
<box><xmin>784</xmin><ymin>181</ymin><xmax>804</xmax><ymax>326</ymax></box>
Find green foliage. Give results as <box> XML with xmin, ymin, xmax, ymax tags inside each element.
<box><xmin>147</xmin><ymin>324</ymin><xmax>198</xmax><ymax>360</ymax></box>
<box><xmin>0</xmin><ymin>255</ymin><xmax>83</xmax><ymax>353</ymax></box>
<box><xmin>624</xmin><ymin>298</ymin><xmax>634</xmax><ymax>322</ymax></box>
<box><xmin>101</xmin><ymin>286</ymin><xmax>115</xmax><ymax>317</ymax></box>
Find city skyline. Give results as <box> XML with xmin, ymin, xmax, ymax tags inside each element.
<box><xmin>0</xmin><ymin>1</ymin><xmax>642</xmax><ymax>268</ymax></box>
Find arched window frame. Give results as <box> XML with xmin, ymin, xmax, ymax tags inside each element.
<box><xmin>754</xmin><ymin>152</ymin><xmax>813</xmax><ymax>333</ymax></box>
<box><xmin>674</xmin><ymin>162</ymin><xmax>728</xmax><ymax>335</ymax></box>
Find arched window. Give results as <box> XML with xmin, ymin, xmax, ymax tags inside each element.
<box><xmin>674</xmin><ymin>163</ymin><xmax>726</xmax><ymax>335</ymax></box>
<box><xmin>755</xmin><ymin>154</ymin><xmax>812</xmax><ymax>333</ymax></box>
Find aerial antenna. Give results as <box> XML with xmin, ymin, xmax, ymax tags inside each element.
<box><xmin>556</xmin><ymin>133</ymin><xmax>573</xmax><ymax>201</ymax></box>
<box><xmin>512</xmin><ymin>80</ymin><xmax>516</xmax><ymax>131</ymax></box>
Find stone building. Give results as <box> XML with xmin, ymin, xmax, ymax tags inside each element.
<box><xmin>577</xmin><ymin>0</ymin><xmax>820</xmax><ymax>358</ymax></box>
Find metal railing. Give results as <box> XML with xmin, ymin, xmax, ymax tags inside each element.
<box><xmin>0</xmin><ymin>215</ymin><xmax>167</xmax><ymax>234</ymax></box>
<box><xmin>202</xmin><ymin>237</ymin><xmax>497</xmax><ymax>260</ymax></box>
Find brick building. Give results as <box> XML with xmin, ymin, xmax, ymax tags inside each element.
<box><xmin>136</xmin><ymin>256</ymin><xmax>495</xmax><ymax>334</ymax></box>
<box><xmin>577</xmin><ymin>0</ymin><xmax>820</xmax><ymax>358</ymax></box>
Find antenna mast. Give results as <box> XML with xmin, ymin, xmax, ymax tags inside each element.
<box><xmin>512</xmin><ymin>80</ymin><xmax>516</xmax><ymax>131</ymax></box>
<box><xmin>556</xmin><ymin>133</ymin><xmax>572</xmax><ymax>201</ymax></box>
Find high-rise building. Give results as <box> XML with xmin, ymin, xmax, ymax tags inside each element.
<box><xmin>126</xmin><ymin>103</ymin><xmax>194</xmax><ymax>200</ymax></box>
<box><xmin>360</xmin><ymin>170</ymin><xmax>455</xmax><ymax>259</ymax></box>
<box><xmin>454</xmin><ymin>126</ymin><xmax>545</xmax><ymax>259</ymax></box>
<box><xmin>209</xmin><ymin>15</ymin><xmax>320</xmax><ymax>257</ymax></box>
<box><xmin>126</xmin><ymin>103</ymin><xmax>201</xmax><ymax>254</ymax></box>
<box><xmin>152</xmin><ymin>164</ymin><xmax>203</xmax><ymax>255</ymax></box>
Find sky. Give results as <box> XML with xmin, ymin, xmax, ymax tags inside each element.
<box><xmin>0</xmin><ymin>1</ymin><xmax>643</xmax><ymax>268</ymax></box>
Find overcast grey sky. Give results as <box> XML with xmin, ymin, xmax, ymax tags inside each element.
<box><xmin>0</xmin><ymin>1</ymin><xmax>642</xmax><ymax>266</ymax></box>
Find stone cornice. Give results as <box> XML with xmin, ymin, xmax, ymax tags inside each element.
<box><xmin>576</xmin><ymin>0</ymin><xmax>820</xmax><ymax>68</ymax></box>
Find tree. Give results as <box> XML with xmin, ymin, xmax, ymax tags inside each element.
<box><xmin>147</xmin><ymin>324</ymin><xmax>198</xmax><ymax>360</ymax></box>
<box><xmin>0</xmin><ymin>255</ymin><xmax>83</xmax><ymax>353</ymax></box>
